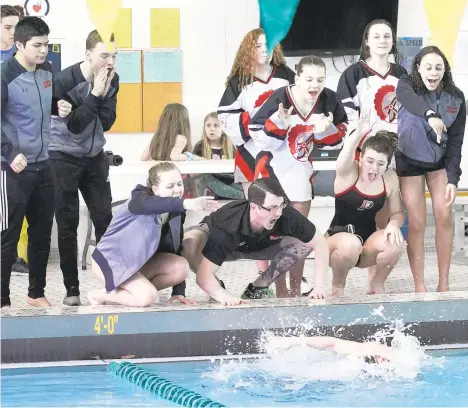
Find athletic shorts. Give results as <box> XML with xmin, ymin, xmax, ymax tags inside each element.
<box><xmin>395</xmin><ymin>151</ymin><xmax>445</xmax><ymax>178</ymax></box>
<box><xmin>186</xmin><ymin>222</ymin><xmax>284</xmax><ymax>261</ymax></box>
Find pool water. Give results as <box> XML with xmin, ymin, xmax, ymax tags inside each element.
<box><xmin>2</xmin><ymin>349</ymin><xmax>467</xmax><ymax>407</ymax></box>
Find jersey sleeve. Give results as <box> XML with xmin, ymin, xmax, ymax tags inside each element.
<box><xmin>337</xmin><ymin>66</ymin><xmax>359</xmax><ymax>123</ymax></box>
<box><xmin>313</xmin><ymin>94</ymin><xmax>347</xmax><ymax>150</ymax></box>
<box><xmin>217</xmin><ymin>78</ymin><xmax>251</xmax><ymax>146</ymax></box>
<box><xmin>248</xmin><ymin>89</ymin><xmax>289</xmax><ymax>152</ymax></box>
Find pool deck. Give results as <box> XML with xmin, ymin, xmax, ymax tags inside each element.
<box><xmin>1</xmin><ymin>254</ymin><xmax>468</xmax><ymax>363</ymax></box>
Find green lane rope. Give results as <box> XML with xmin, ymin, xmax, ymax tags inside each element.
<box><xmin>109</xmin><ymin>361</ymin><xmax>226</xmax><ymax>407</ymax></box>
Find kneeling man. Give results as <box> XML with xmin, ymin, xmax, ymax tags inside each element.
<box><xmin>183</xmin><ymin>178</ymin><xmax>329</xmax><ymax>305</ymax></box>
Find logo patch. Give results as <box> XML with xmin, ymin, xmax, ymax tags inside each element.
<box><xmin>254</xmin><ymin>89</ymin><xmax>274</xmax><ymax>108</ymax></box>
<box><xmin>357</xmin><ymin>200</ymin><xmax>374</xmax><ymax>211</ymax></box>
<box><xmin>288</xmin><ymin>124</ymin><xmax>315</xmax><ymax>162</ymax></box>
<box><xmin>43</xmin><ymin>79</ymin><xmax>52</xmax><ymax>88</ymax></box>
<box><xmin>374</xmin><ymin>84</ymin><xmax>398</xmax><ymax>123</ymax></box>
<box><xmin>446</xmin><ymin>106</ymin><xmax>457</xmax><ymax>114</ymax></box>
<box><xmin>270</xmin><ymin>235</ymin><xmax>283</xmax><ymax>240</ymax></box>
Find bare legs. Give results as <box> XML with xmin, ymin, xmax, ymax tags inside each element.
<box><xmin>399</xmin><ymin>175</ymin><xmax>427</xmax><ymax>292</ymax></box>
<box><xmin>400</xmin><ymin>170</ymin><xmax>452</xmax><ymax>292</ymax></box>
<box><xmin>329</xmin><ymin>230</ymin><xmax>404</xmax><ymax>296</ymax></box>
<box><xmin>426</xmin><ymin>170</ymin><xmax>452</xmax><ymax>291</ymax></box>
<box><xmin>87</xmin><ymin>253</ymin><xmax>189</xmax><ymax>307</ymax></box>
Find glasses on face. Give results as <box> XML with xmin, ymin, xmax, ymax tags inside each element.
<box><xmin>258</xmin><ymin>201</ymin><xmax>288</xmax><ymax>212</ymax></box>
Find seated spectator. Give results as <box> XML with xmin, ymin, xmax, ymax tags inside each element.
<box><xmin>141</xmin><ymin>103</ymin><xmax>202</xmax><ymax>198</ymax></box>
<box><xmin>183</xmin><ymin>177</ymin><xmax>329</xmax><ymax>306</ymax></box>
<box><xmin>87</xmin><ymin>162</ymin><xmax>219</xmax><ymax>307</ymax></box>
<box><xmin>141</xmin><ymin>103</ymin><xmax>202</xmax><ymax>162</ymax></box>
<box><xmin>326</xmin><ymin>111</ymin><xmax>405</xmax><ymax>297</ymax></box>
<box><xmin>192</xmin><ymin>112</ymin><xmax>243</xmax><ymax>199</ymax></box>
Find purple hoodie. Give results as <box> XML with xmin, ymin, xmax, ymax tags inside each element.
<box><xmin>92</xmin><ymin>184</ymin><xmax>187</xmax><ymax>295</ymax></box>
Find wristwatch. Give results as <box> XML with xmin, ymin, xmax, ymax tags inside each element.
<box><xmin>424</xmin><ymin>111</ymin><xmax>439</xmax><ymax>120</ymax></box>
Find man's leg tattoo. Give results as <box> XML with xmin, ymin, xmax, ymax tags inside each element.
<box><xmin>252</xmin><ymin>243</ymin><xmax>311</xmax><ymax>288</ymax></box>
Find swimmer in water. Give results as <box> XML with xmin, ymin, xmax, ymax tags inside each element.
<box><xmin>266</xmin><ymin>335</ymin><xmax>393</xmax><ymax>363</ymax></box>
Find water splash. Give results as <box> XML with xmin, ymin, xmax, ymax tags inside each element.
<box><xmin>204</xmin><ymin>306</ymin><xmax>437</xmax><ymax>391</ymax></box>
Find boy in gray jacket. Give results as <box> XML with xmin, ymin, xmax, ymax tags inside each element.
<box><xmin>49</xmin><ymin>30</ymin><xmax>119</xmax><ymax>306</ymax></box>
<box><xmin>1</xmin><ymin>17</ymin><xmax>72</xmax><ymax>308</ymax></box>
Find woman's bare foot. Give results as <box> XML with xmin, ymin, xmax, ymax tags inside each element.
<box><xmin>436</xmin><ymin>284</ymin><xmax>449</xmax><ymax>292</ymax></box>
<box><xmin>367</xmin><ymin>284</ymin><xmax>385</xmax><ymax>295</ymax></box>
<box><xmin>87</xmin><ymin>290</ymin><xmax>107</xmax><ymax>305</ymax></box>
<box><xmin>415</xmin><ymin>284</ymin><xmax>427</xmax><ymax>293</ymax></box>
<box><xmin>26</xmin><ymin>297</ymin><xmax>51</xmax><ymax>308</ymax></box>
<box><xmin>331</xmin><ymin>286</ymin><xmax>345</xmax><ymax>297</ymax></box>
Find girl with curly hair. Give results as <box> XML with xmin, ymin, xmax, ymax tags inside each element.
<box><xmin>217</xmin><ymin>28</ymin><xmax>295</xmax><ymax>280</ymax></box>
<box><xmin>395</xmin><ymin>45</ymin><xmax>466</xmax><ymax>293</ymax></box>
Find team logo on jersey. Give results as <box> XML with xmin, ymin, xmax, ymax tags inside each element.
<box><xmin>254</xmin><ymin>90</ymin><xmax>275</xmax><ymax>108</ymax></box>
<box><xmin>357</xmin><ymin>200</ymin><xmax>374</xmax><ymax>211</ymax></box>
<box><xmin>374</xmin><ymin>84</ymin><xmax>398</xmax><ymax>123</ymax></box>
<box><xmin>288</xmin><ymin>124</ymin><xmax>315</xmax><ymax>162</ymax></box>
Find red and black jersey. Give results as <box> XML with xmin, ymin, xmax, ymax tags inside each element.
<box><xmin>249</xmin><ymin>85</ymin><xmax>347</xmax><ymax>202</ymax></box>
<box><xmin>337</xmin><ymin>60</ymin><xmax>407</xmax><ymax>159</ymax></box>
<box><xmin>217</xmin><ymin>64</ymin><xmax>295</xmax><ymax>183</ymax></box>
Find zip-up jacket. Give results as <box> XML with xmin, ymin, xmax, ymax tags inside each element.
<box><xmin>92</xmin><ymin>185</ymin><xmax>187</xmax><ymax>296</ymax></box>
<box><xmin>396</xmin><ymin>75</ymin><xmax>466</xmax><ymax>186</ymax></box>
<box><xmin>1</xmin><ymin>57</ymin><xmax>55</xmax><ymax>168</ymax></box>
<box><xmin>1</xmin><ymin>131</ymin><xmax>15</xmax><ymax>171</ymax></box>
<box><xmin>49</xmin><ymin>62</ymin><xmax>119</xmax><ymax>158</ymax></box>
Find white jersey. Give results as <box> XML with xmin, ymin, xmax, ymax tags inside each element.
<box><xmin>249</xmin><ymin>86</ymin><xmax>347</xmax><ymax>202</ymax></box>
<box><xmin>337</xmin><ymin>60</ymin><xmax>407</xmax><ymax>159</ymax></box>
<box><xmin>218</xmin><ymin>64</ymin><xmax>295</xmax><ymax>183</ymax></box>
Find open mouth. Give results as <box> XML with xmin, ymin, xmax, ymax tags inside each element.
<box><xmin>309</xmin><ymin>91</ymin><xmax>318</xmax><ymax>98</ymax></box>
<box><xmin>267</xmin><ymin>217</ymin><xmax>279</xmax><ymax>228</ymax></box>
<box><xmin>427</xmin><ymin>79</ymin><xmax>439</xmax><ymax>86</ymax></box>
<box><xmin>368</xmin><ymin>172</ymin><xmax>378</xmax><ymax>181</ymax></box>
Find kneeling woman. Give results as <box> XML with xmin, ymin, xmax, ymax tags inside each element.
<box><xmin>88</xmin><ymin>162</ymin><xmax>218</xmax><ymax>307</ymax></box>
<box><xmin>328</xmin><ymin>112</ymin><xmax>406</xmax><ymax>296</ymax></box>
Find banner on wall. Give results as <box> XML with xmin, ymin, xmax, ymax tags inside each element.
<box><xmin>423</xmin><ymin>0</ymin><xmax>467</xmax><ymax>66</ymax></box>
<box><xmin>24</xmin><ymin>0</ymin><xmax>50</xmax><ymax>17</ymax></box>
<box><xmin>397</xmin><ymin>37</ymin><xmax>423</xmax><ymax>73</ymax></box>
<box><xmin>47</xmin><ymin>43</ymin><xmax>61</xmax><ymax>73</ymax></box>
<box><xmin>85</xmin><ymin>0</ymin><xmax>122</xmax><ymax>49</ymax></box>
<box><xmin>258</xmin><ymin>0</ymin><xmax>300</xmax><ymax>54</ymax></box>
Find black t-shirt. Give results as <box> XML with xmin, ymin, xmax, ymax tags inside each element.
<box><xmin>193</xmin><ymin>141</ymin><xmax>225</xmax><ymax>159</ymax></box>
<box><xmin>201</xmin><ymin>200</ymin><xmax>316</xmax><ymax>266</ymax></box>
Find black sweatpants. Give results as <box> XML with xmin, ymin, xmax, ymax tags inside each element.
<box><xmin>1</xmin><ymin>165</ymin><xmax>55</xmax><ymax>305</ymax></box>
<box><xmin>50</xmin><ymin>152</ymin><xmax>112</xmax><ymax>295</ymax></box>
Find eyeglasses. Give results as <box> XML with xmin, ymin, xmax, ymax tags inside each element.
<box><xmin>258</xmin><ymin>201</ymin><xmax>288</xmax><ymax>212</ymax></box>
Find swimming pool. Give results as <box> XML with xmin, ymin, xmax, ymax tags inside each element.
<box><xmin>2</xmin><ymin>348</ymin><xmax>467</xmax><ymax>407</ymax></box>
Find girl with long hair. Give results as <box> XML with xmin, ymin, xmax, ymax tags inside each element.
<box><xmin>218</xmin><ymin>28</ymin><xmax>296</xmax><ymax>278</ymax></box>
<box><xmin>395</xmin><ymin>46</ymin><xmax>466</xmax><ymax>292</ymax></box>
<box><xmin>192</xmin><ymin>112</ymin><xmax>243</xmax><ymax>199</ymax></box>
